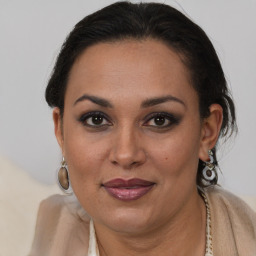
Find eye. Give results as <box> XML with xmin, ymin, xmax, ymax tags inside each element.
<box><xmin>148</xmin><ymin>115</ymin><xmax>170</xmax><ymax>126</ymax></box>
<box><xmin>79</xmin><ymin>112</ymin><xmax>111</xmax><ymax>127</ymax></box>
<box><xmin>144</xmin><ymin>112</ymin><xmax>180</xmax><ymax>128</ymax></box>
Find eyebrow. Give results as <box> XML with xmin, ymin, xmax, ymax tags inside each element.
<box><xmin>73</xmin><ymin>94</ymin><xmax>113</xmax><ymax>108</ymax></box>
<box><xmin>141</xmin><ymin>95</ymin><xmax>186</xmax><ymax>108</ymax></box>
<box><xmin>73</xmin><ymin>94</ymin><xmax>185</xmax><ymax>109</ymax></box>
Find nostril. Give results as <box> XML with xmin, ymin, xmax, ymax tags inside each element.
<box><xmin>111</xmin><ymin>160</ymin><xmax>118</xmax><ymax>166</ymax></box>
<box><xmin>131</xmin><ymin>161</ymin><xmax>139</xmax><ymax>167</ymax></box>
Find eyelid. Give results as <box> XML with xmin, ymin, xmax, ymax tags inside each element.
<box><xmin>143</xmin><ymin>112</ymin><xmax>180</xmax><ymax>127</ymax></box>
<box><xmin>78</xmin><ymin>111</ymin><xmax>112</xmax><ymax>127</ymax></box>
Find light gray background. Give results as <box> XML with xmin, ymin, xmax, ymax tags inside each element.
<box><xmin>0</xmin><ymin>0</ymin><xmax>255</xmax><ymax>195</ymax></box>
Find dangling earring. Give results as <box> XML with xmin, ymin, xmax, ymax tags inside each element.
<box><xmin>57</xmin><ymin>157</ymin><xmax>73</xmax><ymax>195</ymax></box>
<box><xmin>202</xmin><ymin>149</ymin><xmax>218</xmax><ymax>185</ymax></box>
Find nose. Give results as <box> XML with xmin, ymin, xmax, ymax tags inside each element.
<box><xmin>109</xmin><ymin>126</ymin><xmax>146</xmax><ymax>169</ymax></box>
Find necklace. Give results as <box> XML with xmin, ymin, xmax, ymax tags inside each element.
<box><xmin>200</xmin><ymin>190</ymin><xmax>214</xmax><ymax>256</ymax></box>
<box><xmin>88</xmin><ymin>190</ymin><xmax>213</xmax><ymax>256</ymax></box>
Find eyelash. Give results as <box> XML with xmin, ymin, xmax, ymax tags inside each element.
<box><xmin>78</xmin><ymin>111</ymin><xmax>180</xmax><ymax>130</ymax></box>
<box><xmin>79</xmin><ymin>111</ymin><xmax>112</xmax><ymax>128</ymax></box>
<box><xmin>143</xmin><ymin>112</ymin><xmax>180</xmax><ymax>129</ymax></box>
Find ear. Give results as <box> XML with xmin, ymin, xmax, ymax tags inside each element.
<box><xmin>199</xmin><ymin>104</ymin><xmax>223</xmax><ymax>161</ymax></box>
<box><xmin>53</xmin><ymin>107</ymin><xmax>64</xmax><ymax>155</ymax></box>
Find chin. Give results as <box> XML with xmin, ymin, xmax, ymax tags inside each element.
<box><xmin>95</xmin><ymin>207</ymin><xmax>154</xmax><ymax>234</ymax></box>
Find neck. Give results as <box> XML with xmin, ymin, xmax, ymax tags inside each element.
<box><xmin>94</xmin><ymin>189</ymin><xmax>206</xmax><ymax>256</ymax></box>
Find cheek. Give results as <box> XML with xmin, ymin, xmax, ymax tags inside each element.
<box><xmin>148</xmin><ymin>126</ymin><xmax>201</xmax><ymax>180</ymax></box>
<box><xmin>62</xmin><ymin>131</ymin><xmax>114</xmax><ymax>217</ymax></box>
<box><xmin>62</xmin><ymin>124</ymin><xmax>108</xmax><ymax>190</ymax></box>
<box><xmin>63</xmin><ymin>116</ymin><xmax>109</xmax><ymax>166</ymax></box>
<box><xmin>64</xmin><ymin>137</ymin><xmax>108</xmax><ymax>178</ymax></box>
<box><xmin>64</xmin><ymin>135</ymin><xmax>107</xmax><ymax>211</ymax></box>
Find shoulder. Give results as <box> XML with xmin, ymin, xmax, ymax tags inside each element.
<box><xmin>205</xmin><ymin>186</ymin><xmax>256</xmax><ymax>255</ymax></box>
<box><xmin>36</xmin><ymin>194</ymin><xmax>90</xmax><ymax>222</ymax></box>
<box><xmin>29</xmin><ymin>194</ymin><xmax>90</xmax><ymax>256</ymax></box>
<box><xmin>205</xmin><ymin>186</ymin><xmax>256</xmax><ymax>221</ymax></box>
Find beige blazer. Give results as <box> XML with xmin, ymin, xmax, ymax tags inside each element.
<box><xmin>29</xmin><ymin>187</ymin><xmax>256</xmax><ymax>256</ymax></box>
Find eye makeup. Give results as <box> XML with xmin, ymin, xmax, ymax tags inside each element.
<box><xmin>77</xmin><ymin>109</ymin><xmax>181</xmax><ymax>133</ymax></box>
<box><xmin>143</xmin><ymin>112</ymin><xmax>181</xmax><ymax>129</ymax></box>
<box><xmin>78</xmin><ymin>111</ymin><xmax>112</xmax><ymax>129</ymax></box>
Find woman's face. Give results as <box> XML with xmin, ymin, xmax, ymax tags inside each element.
<box><xmin>54</xmin><ymin>39</ymin><xmax>216</xmax><ymax>234</ymax></box>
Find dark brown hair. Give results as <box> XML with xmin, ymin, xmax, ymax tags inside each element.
<box><xmin>45</xmin><ymin>1</ymin><xmax>237</xmax><ymax>186</ymax></box>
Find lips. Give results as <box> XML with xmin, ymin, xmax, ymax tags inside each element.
<box><xmin>102</xmin><ymin>178</ymin><xmax>155</xmax><ymax>201</ymax></box>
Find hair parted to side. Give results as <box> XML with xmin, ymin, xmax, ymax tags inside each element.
<box><xmin>45</xmin><ymin>1</ymin><xmax>237</xmax><ymax>187</ymax></box>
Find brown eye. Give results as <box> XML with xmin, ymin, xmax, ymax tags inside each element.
<box><xmin>79</xmin><ymin>112</ymin><xmax>111</xmax><ymax>127</ymax></box>
<box><xmin>153</xmin><ymin>116</ymin><xmax>168</xmax><ymax>126</ymax></box>
<box><xmin>143</xmin><ymin>112</ymin><xmax>180</xmax><ymax>129</ymax></box>
<box><xmin>147</xmin><ymin>115</ymin><xmax>170</xmax><ymax>127</ymax></box>
<box><xmin>85</xmin><ymin>115</ymin><xmax>109</xmax><ymax>126</ymax></box>
<box><xmin>89</xmin><ymin>115</ymin><xmax>104</xmax><ymax>125</ymax></box>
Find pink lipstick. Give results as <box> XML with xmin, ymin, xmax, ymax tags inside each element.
<box><xmin>102</xmin><ymin>178</ymin><xmax>155</xmax><ymax>201</ymax></box>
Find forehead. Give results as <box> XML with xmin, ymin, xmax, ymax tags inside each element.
<box><xmin>66</xmin><ymin>39</ymin><xmax>197</xmax><ymax>106</ymax></box>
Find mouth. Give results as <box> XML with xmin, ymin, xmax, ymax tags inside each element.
<box><xmin>102</xmin><ymin>178</ymin><xmax>155</xmax><ymax>201</ymax></box>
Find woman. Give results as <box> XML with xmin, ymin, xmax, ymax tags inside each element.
<box><xmin>30</xmin><ymin>2</ymin><xmax>256</xmax><ymax>255</ymax></box>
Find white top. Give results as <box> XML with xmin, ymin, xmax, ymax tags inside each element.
<box><xmin>88</xmin><ymin>220</ymin><xmax>100</xmax><ymax>256</ymax></box>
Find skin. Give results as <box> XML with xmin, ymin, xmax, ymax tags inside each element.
<box><xmin>53</xmin><ymin>39</ymin><xmax>223</xmax><ymax>256</ymax></box>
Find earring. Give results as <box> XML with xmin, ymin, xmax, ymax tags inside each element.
<box><xmin>57</xmin><ymin>157</ymin><xmax>73</xmax><ymax>195</ymax></box>
<box><xmin>202</xmin><ymin>149</ymin><xmax>218</xmax><ymax>185</ymax></box>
